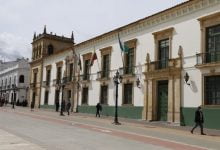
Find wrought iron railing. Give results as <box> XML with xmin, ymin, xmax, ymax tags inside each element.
<box><xmin>196</xmin><ymin>51</ymin><xmax>220</xmax><ymax>65</ymax></box>
<box><xmin>53</xmin><ymin>79</ymin><xmax>61</xmax><ymax>86</ymax></box>
<box><xmin>97</xmin><ymin>70</ymin><xmax>109</xmax><ymax>79</ymax></box>
<box><xmin>80</xmin><ymin>74</ymin><xmax>90</xmax><ymax>81</ymax></box>
<box><xmin>119</xmin><ymin>66</ymin><xmax>135</xmax><ymax>75</ymax></box>
<box><xmin>30</xmin><ymin>83</ymin><xmax>36</xmax><ymax>88</ymax></box>
<box><xmin>153</xmin><ymin>59</ymin><xmax>169</xmax><ymax>69</ymax></box>
<box><xmin>42</xmin><ymin>81</ymin><xmax>50</xmax><ymax>87</ymax></box>
<box><xmin>66</xmin><ymin>76</ymin><xmax>75</xmax><ymax>82</ymax></box>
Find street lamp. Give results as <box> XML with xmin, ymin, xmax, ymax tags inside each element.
<box><xmin>60</xmin><ymin>76</ymin><xmax>67</xmax><ymax>116</ymax></box>
<box><xmin>113</xmin><ymin>70</ymin><xmax>122</xmax><ymax>125</ymax></box>
<box><xmin>12</xmin><ymin>84</ymin><xmax>17</xmax><ymax>109</ymax></box>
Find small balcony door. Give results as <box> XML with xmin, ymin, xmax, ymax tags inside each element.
<box><xmin>158</xmin><ymin>39</ymin><xmax>169</xmax><ymax>69</ymax></box>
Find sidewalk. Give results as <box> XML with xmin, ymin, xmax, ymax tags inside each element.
<box><xmin>0</xmin><ymin>128</ymin><xmax>44</xmax><ymax>150</ymax></box>
<box><xmin>15</xmin><ymin>106</ymin><xmax>220</xmax><ymax>136</ymax></box>
<box><xmin>2</xmin><ymin>106</ymin><xmax>220</xmax><ymax>150</ymax></box>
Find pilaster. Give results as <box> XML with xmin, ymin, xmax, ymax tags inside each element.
<box><xmin>168</xmin><ymin>77</ymin><xmax>174</xmax><ymax>122</ymax></box>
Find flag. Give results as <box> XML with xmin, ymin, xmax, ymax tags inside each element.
<box><xmin>118</xmin><ymin>33</ymin><xmax>129</xmax><ymax>53</ymax></box>
<box><xmin>78</xmin><ymin>55</ymin><xmax>82</xmax><ymax>70</ymax></box>
<box><xmin>90</xmin><ymin>52</ymin><xmax>97</xmax><ymax>66</ymax></box>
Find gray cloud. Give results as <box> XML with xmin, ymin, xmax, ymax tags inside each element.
<box><xmin>0</xmin><ymin>32</ymin><xmax>31</xmax><ymax>61</ymax></box>
<box><xmin>0</xmin><ymin>0</ymin><xmax>187</xmax><ymax>61</ymax></box>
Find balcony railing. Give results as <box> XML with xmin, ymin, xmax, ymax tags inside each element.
<box><xmin>145</xmin><ymin>58</ymin><xmax>181</xmax><ymax>72</ymax></box>
<box><xmin>7</xmin><ymin>85</ymin><xmax>11</xmax><ymax>89</ymax></box>
<box><xmin>196</xmin><ymin>51</ymin><xmax>220</xmax><ymax>65</ymax></box>
<box><xmin>153</xmin><ymin>59</ymin><xmax>169</xmax><ymax>70</ymax></box>
<box><xmin>30</xmin><ymin>83</ymin><xmax>36</xmax><ymax>88</ymax></box>
<box><xmin>66</xmin><ymin>76</ymin><xmax>75</xmax><ymax>83</ymax></box>
<box><xmin>80</xmin><ymin>74</ymin><xmax>90</xmax><ymax>81</ymax></box>
<box><xmin>119</xmin><ymin>66</ymin><xmax>135</xmax><ymax>76</ymax></box>
<box><xmin>42</xmin><ymin>81</ymin><xmax>50</xmax><ymax>87</ymax></box>
<box><xmin>53</xmin><ymin>79</ymin><xmax>61</xmax><ymax>86</ymax></box>
<box><xmin>97</xmin><ymin>70</ymin><xmax>109</xmax><ymax>80</ymax></box>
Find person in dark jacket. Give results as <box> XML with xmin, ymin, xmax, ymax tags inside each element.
<box><xmin>96</xmin><ymin>103</ymin><xmax>102</xmax><ymax>117</ymax></box>
<box><xmin>31</xmin><ymin>100</ymin><xmax>35</xmax><ymax>111</ymax></box>
<box><xmin>66</xmin><ymin>99</ymin><xmax>71</xmax><ymax>116</ymax></box>
<box><xmin>55</xmin><ymin>99</ymin><xmax>60</xmax><ymax>112</ymax></box>
<box><xmin>191</xmin><ymin>106</ymin><xmax>206</xmax><ymax>135</ymax></box>
<box><xmin>60</xmin><ymin>99</ymin><xmax>65</xmax><ymax>116</ymax></box>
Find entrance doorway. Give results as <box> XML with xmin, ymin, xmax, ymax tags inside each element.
<box><xmin>157</xmin><ymin>80</ymin><xmax>168</xmax><ymax>121</ymax></box>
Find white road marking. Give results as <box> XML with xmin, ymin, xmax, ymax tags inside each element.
<box><xmin>92</xmin><ymin>128</ymin><xmax>112</xmax><ymax>133</ymax></box>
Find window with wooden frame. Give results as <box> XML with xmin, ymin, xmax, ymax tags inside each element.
<box><xmin>205</xmin><ymin>25</ymin><xmax>220</xmax><ymax>63</ymax></box>
<box><xmin>205</xmin><ymin>75</ymin><xmax>220</xmax><ymax>105</ymax></box>
<box><xmin>123</xmin><ymin>83</ymin><xmax>133</xmax><ymax>105</ymax></box>
<box><xmin>46</xmin><ymin>69</ymin><xmax>51</xmax><ymax>86</ymax></box>
<box><xmin>83</xmin><ymin>60</ymin><xmax>90</xmax><ymax>80</ymax></box>
<box><xmin>100</xmin><ymin>85</ymin><xmax>108</xmax><ymax>104</ymax></box>
<box><xmin>33</xmin><ymin>72</ymin><xmax>37</xmax><ymax>83</ymax></box>
<box><xmin>55</xmin><ymin>61</ymin><xmax>63</xmax><ymax>84</ymax></box>
<box><xmin>101</xmin><ymin>54</ymin><xmax>110</xmax><ymax>78</ymax></box>
<box><xmin>100</xmin><ymin>46</ymin><xmax>112</xmax><ymax>79</ymax></box>
<box><xmin>56</xmin><ymin>67</ymin><xmax>62</xmax><ymax>84</ymax></box>
<box><xmin>44</xmin><ymin>90</ymin><xmax>49</xmax><ymax>105</ymax></box>
<box><xmin>82</xmin><ymin>53</ymin><xmax>92</xmax><ymax>81</ymax></box>
<box><xmin>81</xmin><ymin>87</ymin><xmax>89</xmax><ymax>105</ymax></box>
<box><xmin>198</xmin><ymin>12</ymin><xmax>220</xmax><ymax>65</ymax></box>
<box><xmin>124</xmin><ymin>39</ymin><xmax>137</xmax><ymax>75</ymax></box>
<box><xmin>69</xmin><ymin>63</ymin><xmax>73</xmax><ymax>81</ymax></box>
<box><xmin>152</xmin><ymin>27</ymin><xmax>173</xmax><ymax>69</ymax></box>
<box><xmin>158</xmin><ymin>38</ymin><xmax>169</xmax><ymax>69</ymax></box>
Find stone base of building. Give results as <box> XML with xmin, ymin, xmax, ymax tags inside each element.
<box><xmin>78</xmin><ymin>105</ymin><xmax>143</xmax><ymax>119</ymax></box>
<box><xmin>181</xmin><ymin>107</ymin><xmax>220</xmax><ymax>130</ymax></box>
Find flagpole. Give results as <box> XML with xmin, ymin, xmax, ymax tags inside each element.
<box><xmin>118</xmin><ymin>33</ymin><xmax>125</xmax><ymax>69</ymax></box>
<box><xmin>94</xmin><ymin>46</ymin><xmax>101</xmax><ymax>72</ymax></box>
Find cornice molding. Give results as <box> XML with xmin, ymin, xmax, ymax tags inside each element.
<box><xmin>75</xmin><ymin>0</ymin><xmax>220</xmax><ymax>51</ymax></box>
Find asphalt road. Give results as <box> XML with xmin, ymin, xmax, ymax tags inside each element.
<box><xmin>0</xmin><ymin>107</ymin><xmax>219</xmax><ymax>150</ymax></box>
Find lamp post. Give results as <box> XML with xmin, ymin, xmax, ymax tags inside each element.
<box><xmin>113</xmin><ymin>70</ymin><xmax>122</xmax><ymax>125</ymax></box>
<box><xmin>12</xmin><ymin>84</ymin><xmax>17</xmax><ymax>109</ymax></box>
<box><xmin>60</xmin><ymin>76</ymin><xmax>67</xmax><ymax>116</ymax></box>
<box><xmin>25</xmin><ymin>87</ymin><xmax>29</xmax><ymax>101</ymax></box>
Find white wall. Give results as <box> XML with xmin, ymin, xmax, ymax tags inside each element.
<box><xmin>41</xmin><ymin>51</ymin><xmax>71</xmax><ymax>105</ymax></box>
<box><xmin>75</xmin><ymin>3</ymin><xmax>220</xmax><ymax>108</ymax></box>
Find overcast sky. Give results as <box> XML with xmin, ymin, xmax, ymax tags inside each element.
<box><xmin>0</xmin><ymin>0</ymin><xmax>187</xmax><ymax>61</ymax></box>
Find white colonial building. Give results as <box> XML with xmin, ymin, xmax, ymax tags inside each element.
<box><xmin>0</xmin><ymin>58</ymin><xmax>30</xmax><ymax>104</ymax></box>
<box><xmin>33</xmin><ymin>0</ymin><xmax>220</xmax><ymax>129</ymax></box>
<box><xmin>74</xmin><ymin>0</ymin><xmax>220</xmax><ymax>129</ymax></box>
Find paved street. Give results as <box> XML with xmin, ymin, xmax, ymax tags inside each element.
<box><xmin>0</xmin><ymin>107</ymin><xmax>220</xmax><ymax>150</ymax></box>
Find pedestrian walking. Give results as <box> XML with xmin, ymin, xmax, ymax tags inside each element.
<box><xmin>96</xmin><ymin>103</ymin><xmax>102</xmax><ymax>117</ymax></box>
<box><xmin>66</xmin><ymin>99</ymin><xmax>71</xmax><ymax>116</ymax></box>
<box><xmin>191</xmin><ymin>106</ymin><xmax>206</xmax><ymax>135</ymax></box>
<box><xmin>31</xmin><ymin>100</ymin><xmax>35</xmax><ymax>111</ymax></box>
<box><xmin>60</xmin><ymin>99</ymin><xmax>65</xmax><ymax>116</ymax></box>
<box><xmin>55</xmin><ymin>99</ymin><xmax>60</xmax><ymax>112</ymax></box>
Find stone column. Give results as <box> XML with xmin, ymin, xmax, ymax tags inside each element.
<box><xmin>142</xmin><ymin>80</ymin><xmax>148</xmax><ymax>120</ymax></box>
<box><xmin>174</xmin><ymin>77</ymin><xmax>181</xmax><ymax>123</ymax></box>
<box><xmin>168</xmin><ymin>77</ymin><xmax>174</xmax><ymax>122</ymax></box>
<box><xmin>147</xmin><ymin>79</ymin><xmax>153</xmax><ymax>121</ymax></box>
<box><xmin>73</xmin><ymin>84</ymin><xmax>78</xmax><ymax>112</ymax></box>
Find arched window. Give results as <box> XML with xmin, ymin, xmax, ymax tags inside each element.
<box><xmin>19</xmin><ymin>75</ymin><xmax>24</xmax><ymax>83</ymax></box>
<box><xmin>47</xmin><ymin>44</ymin><xmax>54</xmax><ymax>55</ymax></box>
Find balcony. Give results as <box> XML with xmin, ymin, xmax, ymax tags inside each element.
<box><xmin>42</xmin><ymin>81</ymin><xmax>50</xmax><ymax>87</ymax></box>
<box><xmin>119</xmin><ymin>66</ymin><xmax>135</xmax><ymax>76</ymax></box>
<box><xmin>97</xmin><ymin>71</ymin><xmax>110</xmax><ymax>80</ymax></box>
<box><xmin>53</xmin><ymin>79</ymin><xmax>61</xmax><ymax>86</ymax></box>
<box><xmin>80</xmin><ymin>74</ymin><xmax>90</xmax><ymax>82</ymax></box>
<box><xmin>66</xmin><ymin>76</ymin><xmax>75</xmax><ymax>83</ymax></box>
<box><xmin>30</xmin><ymin>83</ymin><xmax>36</xmax><ymax>88</ymax></box>
<box><xmin>144</xmin><ymin>58</ymin><xmax>181</xmax><ymax>78</ymax></box>
<box><xmin>7</xmin><ymin>85</ymin><xmax>11</xmax><ymax>89</ymax></box>
<box><xmin>196</xmin><ymin>51</ymin><xmax>220</xmax><ymax>68</ymax></box>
